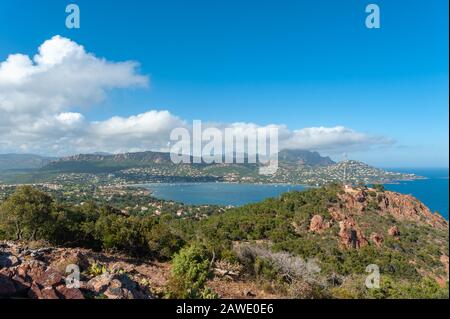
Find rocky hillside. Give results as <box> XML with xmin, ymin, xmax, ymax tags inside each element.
<box><xmin>0</xmin><ymin>241</ymin><xmax>279</xmax><ymax>299</ymax></box>
<box><xmin>0</xmin><ymin>242</ymin><xmax>156</xmax><ymax>299</ymax></box>
<box><xmin>316</xmin><ymin>187</ymin><xmax>448</xmax><ymax>285</ymax></box>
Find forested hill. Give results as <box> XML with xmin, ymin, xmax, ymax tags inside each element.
<box><xmin>0</xmin><ymin>184</ymin><xmax>448</xmax><ymax>299</ymax></box>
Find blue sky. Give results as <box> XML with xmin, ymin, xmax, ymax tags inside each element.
<box><xmin>0</xmin><ymin>0</ymin><xmax>448</xmax><ymax>167</ymax></box>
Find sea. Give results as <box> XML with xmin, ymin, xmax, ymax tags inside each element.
<box><xmin>139</xmin><ymin>168</ymin><xmax>449</xmax><ymax>220</ymax></box>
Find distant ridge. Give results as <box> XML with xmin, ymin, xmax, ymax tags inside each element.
<box><xmin>48</xmin><ymin>149</ymin><xmax>335</xmax><ymax>169</ymax></box>
<box><xmin>0</xmin><ymin>154</ymin><xmax>56</xmax><ymax>171</ymax></box>
<box><xmin>278</xmin><ymin>149</ymin><xmax>335</xmax><ymax>166</ymax></box>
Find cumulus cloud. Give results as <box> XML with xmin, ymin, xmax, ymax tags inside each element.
<box><xmin>280</xmin><ymin>126</ymin><xmax>393</xmax><ymax>152</ymax></box>
<box><xmin>0</xmin><ymin>36</ymin><xmax>393</xmax><ymax>157</ymax></box>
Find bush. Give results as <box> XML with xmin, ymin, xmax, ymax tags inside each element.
<box><xmin>373</xmin><ymin>184</ymin><xmax>385</xmax><ymax>192</ymax></box>
<box><xmin>167</xmin><ymin>244</ymin><xmax>212</xmax><ymax>298</ymax></box>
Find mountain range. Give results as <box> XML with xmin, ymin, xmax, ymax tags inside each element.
<box><xmin>0</xmin><ymin>154</ymin><xmax>55</xmax><ymax>171</ymax></box>
<box><xmin>0</xmin><ymin>150</ymin><xmax>420</xmax><ymax>185</ymax></box>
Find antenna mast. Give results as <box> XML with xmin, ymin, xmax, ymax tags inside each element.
<box><xmin>343</xmin><ymin>153</ymin><xmax>348</xmax><ymax>186</ymax></box>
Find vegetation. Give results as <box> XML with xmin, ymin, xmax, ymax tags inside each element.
<box><xmin>0</xmin><ymin>184</ymin><xmax>447</xmax><ymax>299</ymax></box>
<box><xmin>166</xmin><ymin>244</ymin><xmax>215</xmax><ymax>299</ymax></box>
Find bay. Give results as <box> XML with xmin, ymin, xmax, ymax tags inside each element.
<box><xmin>140</xmin><ymin>183</ymin><xmax>306</xmax><ymax>207</ymax></box>
<box><xmin>139</xmin><ymin>168</ymin><xmax>449</xmax><ymax>220</ymax></box>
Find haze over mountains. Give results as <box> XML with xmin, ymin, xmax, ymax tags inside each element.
<box><xmin>0</xmin><ymin>154</ymin><xmax>55</xmax><ymax>171</ymax></box>
<box><xmin>0</xmin><ymin>150</ymin><xmax>335</xmax><ymax>171</ymax></box>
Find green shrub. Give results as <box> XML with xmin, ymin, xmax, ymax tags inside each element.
<box><xmin>166</xmin><ymin>244</ymin><xmax>212</xmax><ymax>299</ymax></box>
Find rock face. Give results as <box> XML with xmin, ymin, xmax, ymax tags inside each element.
<box><xmin>328</xmin><ymin>186</ymin><xmax>449</xmax><ymax>250</ymax></box>
<box><xmin>309</xmin><ymin>215</ymin><xmax>331</xmax><ymax>234</ymax></box>
<box><xmin>337</xmin><ymin>220</ymin><xmax>368</xmax><ymax>249</ymax></box>
<box><xmin>338</xmin><ymin>187</ymin><xmax>448</xmax><ymax>231</ymax></box>
<box><xmin>376</xmin><ymin>193</ymin><xmax>448</xmax><ymax>230</ymax></box>
<box><xmin>370</xmin><ymin>233</ymin><xmax>384</xmax><ymax>248</ymax></box>
<box><xmin>0</xmin><ymin>242</ymin><xmax>153</xmax><ymax>299</ymax></box>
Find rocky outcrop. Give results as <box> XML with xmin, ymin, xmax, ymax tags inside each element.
<box><xmin>370</xmin><ymin>233</ymin><xmax>384</xmax><ymax>248</ymax></box>
<box><xmin>337</xmin><ymin>187</ymin><xmax>448</xmax><ymax>231</ymax></box>
<box><xmin>337</xmin><ymin>220</ymin><xmax>368</xmax><ymax>249</ymax></box>
<box><xmin>326</xmin><ymin>186</ymin><xmax>449</xmax><ymax>251</ymax></box>
<box><xmin>87</xmin><ymin>272</ymin><xmax>149</xmax><ymax>299</ymax></box>
<box><xmin>388</xmin><ymin>226</ymin><xmax>401</xmax><ymax>237</ymax></box>
<box><xmin>376</xmin><ymin>192</ymin><xmax>447</xmax><ymax>230</ymax></box>
<box><xmin>309</xmin><ymin>215</ymin><xmax>332</xmax><ymax>234</ymax></box>
<box><xmin>0</xmin><ymin>241</ymin><xmax>153</xmax><ymax>299</ymax></box>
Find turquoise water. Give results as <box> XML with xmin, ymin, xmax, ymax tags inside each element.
<box><xmin>141</xmin><ymin>183</ymin><xmax>306</xmax><ymax>207</ymax></box>
<box><xmin>140</xmin><ymin>168</ymin><xmax>449</xmax><ymax>220</ymax></box>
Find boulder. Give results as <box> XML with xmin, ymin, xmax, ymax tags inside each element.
<box><xmin>35</xmin><ymin>268</ymin><xmax>63</xmax><ymax>287</ymax></box>
<box><xmin>0</xmin><ymin>253</ymin><xmax>20</xmax><ymax>268</ymax></box>
<box><xmin>87</xmin><ymin>273</ymin><xmax>113</xmax><ymax>293</ymax></box>
<box><xmin>41</xmin><ymin>287</ymin><xmax>60</xmax><ymax>299</ymax></box>
<box><xmin>87</xmin><ymin>273</ymin><xmax>150</xmax><ymax>299</ymax></box>
<box><xmin>388</xmin><ymin>226</ymin><xmax>401</xmax><ymax>237</ymax></box>
<box><xmin>56</xmin><ymin>285</ymin><xmax>85</xmax><ymax>299</ymax></box>
<box><xmin>51</xmin><ymin>250</ymin><xmax>89</xmax><ymax>274</ymax></box>
<box><xmin>19</xmin><ymin>260</ymin><xmax>47</xmax><ymax>282</ymax></box>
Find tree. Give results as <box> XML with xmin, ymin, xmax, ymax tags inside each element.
<box><xmin>373</xmin><ymin>184</ymin><xmax>385</xmax><ymax>192</ymax></box>
<box><xmin>0</xmin><ymin>186</ymin><xmax>54</xmax><ymax>241</ymax></box>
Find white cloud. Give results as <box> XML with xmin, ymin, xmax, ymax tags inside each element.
<box><xmin>0</xmin><ymin>36</ymin><xmax>394</xmax><ymax>157</ymax></box>
<box><xmin>281</xmin><ymin>126</ymin><xmax>393</xmax><ymax>152</ymax></box>
<box><xmin>0</xmin><ymin>35</ymin><xmax>147</xmax><ymax>115</ymax></box>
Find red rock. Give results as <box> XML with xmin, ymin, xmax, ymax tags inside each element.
<box><xmin>56</xmin><ymin>285</ymin><xmax>85</xmax><ymax>299</ymax></box>
<box><xmin>41</xmin><ymin>287</ymin><xmax>60</xmax><ymax>299</ymax></box>
<box><xmin>309</xmin><ymin>215</ymin><xmax>331</xmax><ymax>234</ymax></box>
<box><xmin>87</xmin><ymin>273</ymin><xmax>149</xmax><ymax>299</ymax></box>
<box><xmin>87</xmin><ymin>273</ymin><xmax>113</xmax><ymax>293</ymax></box>
<box><xmin>338</xmin><ymin>220</ymin><xmax>368</xmax><ymax>249</ymax></box>
<box><xmin>35</xmin><ymin>268</ymin><xmax>63</xmax><ymax>287</ymax></box>
<box><xmin>388</xmin><ymin>226</ymin><xmax>400</xmax><ymax>237</ymax></box>
<box><xmin>51</xmin><ymin>250</ymin><xmax>89</xmax><ymax>274</ymax></box>
<box><xmin>22</xmin><ymin>261</ymin><xmax>47</xmax><ymax>282</ymax></box>
<box><xmin>28</xmin><ymin>282</ymin><xmax>43</xmax><ymax>299</ymax></box>
<box><xmin>370</xmin><ymin>233</ymin><xmax>384</xmax><ymax>247</ymax></box>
